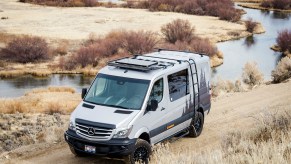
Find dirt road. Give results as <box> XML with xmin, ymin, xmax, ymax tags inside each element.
<box><xmin>2</xmin><ymin>80</ymin><xmax>290</xmax><ymax>164</ymax></box>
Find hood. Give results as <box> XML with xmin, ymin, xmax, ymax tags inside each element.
<box><xmin>71</xmin><ymin>101</ymin><xmax>140</xmax><ymax>128</ymax></box>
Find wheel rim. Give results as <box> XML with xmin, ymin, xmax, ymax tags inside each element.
<box><xmin>133</xmin><ymin>146</ymin><xmax>148</xmax><ymax>162</ymax></box>
<box><xmin>194</xmin><ymin>117</ymin><xmax>201</xmax><ymax>132</ymax></box>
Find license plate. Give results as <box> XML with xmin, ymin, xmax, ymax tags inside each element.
<box><xmin>85</xmin><ymin>145</ymin><xmax>96</xmax><ymax>153</ymax></box>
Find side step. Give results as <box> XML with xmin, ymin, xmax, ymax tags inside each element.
<box><xmin>170</xmin><ymin>130</ymin><xmax>189</xmax><ymax>143</ymax></box>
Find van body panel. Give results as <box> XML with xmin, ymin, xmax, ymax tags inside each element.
<box><xmin>72</xmin><ymin>102</ymin><xmax>140</xmax><ymax>129</ymax></box>
<box><xmin>65</xmin><ymin>50</ymin><xmax>211</xmax><ymax>158</ymax></box>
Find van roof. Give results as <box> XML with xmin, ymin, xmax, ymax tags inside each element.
<box><xmin>99</xmin><ymin>50</ymin><xmax>209</xmax><ymax>80</ymax></box>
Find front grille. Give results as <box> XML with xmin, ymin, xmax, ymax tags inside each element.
<box><xmin>75</xmin><ymin>119</ymin><xmax>115</xmax><ymax>141</ymax></box>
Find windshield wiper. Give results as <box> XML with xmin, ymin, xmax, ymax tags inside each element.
<box><xmin>107</xmin><ymin>104</ymin><xmax>133</xmax><ymax>110</ymax></box>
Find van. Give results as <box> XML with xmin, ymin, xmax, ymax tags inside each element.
<box><xmin>64</xmin><ymin>49</ymin><xmax>211</xmax><ymax>163</ymax></box>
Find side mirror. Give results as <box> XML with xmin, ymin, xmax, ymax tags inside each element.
<box><xmin>150</xmin><ymin>99</ymin><xmax>158</xmax><ymax>111</ymax></box>
<box><xmin>81</xmin><ymin>88</ymin><xmax>87</xmax><ymax>99</ymax></box>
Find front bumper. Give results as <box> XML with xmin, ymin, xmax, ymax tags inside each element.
<box><xmin>64</xmin><ymin>130</ymin><xmax>136</xmax><ymax>156</ymax></box>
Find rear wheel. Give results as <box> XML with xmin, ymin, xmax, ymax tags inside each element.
<box><xmin>69</xmin><ymin>146</ymin><xmax>89</xmax><ymax>157</ymax></box>
<box><xmin>188</xmin><ymin>111</ymin><xmax>204</xmax><ymax>138</ymax></box>
<box><xmin>124</xmin><ymin>139</ymin><xmax>151</xmax><ymax>164</ymax></box>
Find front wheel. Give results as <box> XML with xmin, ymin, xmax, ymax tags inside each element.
<box><xmin>188</xmin><ymin>111</ymin><xmax>204</xmax><ymax>138</ymax></box>
<box><xmin>124</xmin><ymin>139</ymin><xmax>151</xmax><ymax>164</ymax></box>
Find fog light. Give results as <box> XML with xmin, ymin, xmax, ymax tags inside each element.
<box><xmin>65</xmin><ymin>135</ymin><xmax>69</xmax><ymax>141</ymax></box>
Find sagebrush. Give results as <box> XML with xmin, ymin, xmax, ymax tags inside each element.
<box><xmin>242</xmin><ymin>62</ymin><xmax>264</xmax><ymax>86</ymax></box>
<box><xmin>145</xmin><ymin>0</ymin><xmax>241</xmax><ymax>22</ymax></box>
<box><xmin>276</xmin><ymin>29</ymin><xmax>291</xmax><ymax>52</ymax></box>
<box><xmin>272</xmin><ymin>57</ymin><xmax>291</xmax><ymax>83</ymax></box>
<box><xmin>261</xmin><ymin>0</ymin><xmax>291</xmax><ymax>10</ymax></box>
<box><xmin>1</xmin><ymin>36</ymin><xmax>50</xmax><ymax>63</ymax></box>
<box><xmin>161</xmin><ymin>19</ymin><xmax>195</xmax><ymax>44</ymax></box>
<box><xmin>245</xmin><ymin>18</ymin><xmax>258</xmax><ymax>33</ymax></box>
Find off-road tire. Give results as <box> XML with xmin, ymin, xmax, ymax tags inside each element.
<box><xmin>124</xmin><ymin>139</ymin><xmax>151</xmax><ymax>164</ymax></box>
<box><xmin>69</xmin><ymin>146</ymin><xmax>89</xmax><ymax>157</ymax></box>
<box><xmin>188</xmin><ymin>111</ymin><xmax>204</xmax><ymax>138</ymax></box>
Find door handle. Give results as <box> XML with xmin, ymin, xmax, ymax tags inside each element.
<box><xmin>161</xmin><ymin>107</ymin><xmax>165</xmax><ymax>111</ymax></box>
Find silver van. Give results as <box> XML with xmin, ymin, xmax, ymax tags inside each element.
<box><xmin>64</xmin><ymin>49</ymin><xmax>211</xmax><ymax>163</ymax></box>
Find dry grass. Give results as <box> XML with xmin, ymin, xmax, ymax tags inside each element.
<box><xmin>28</xmin><ymin>70</ymin><xmax>52</xmax><ymax>77</ymax></box>
<box><xmin>0</xmin><ymin>70</ymin><xmax>26</xmax><ymax>78</ymax></box>
<box><xmin>151</xmin><ymin>108</ymin><xmax>291</xmax><ymax>164</ymax></box>
<box><xmin>0</xmin><ymin>87</ymin><xmax>79</xmax><ymax>114</ymax></box>
<box><xmin>0</xmin><ymin>113</ymin><xmax>69</xmax><ymax>152</ymax></box>
<box><xmin>27</xmin><ymin>86</ymin><xmax>76</xmax><ymax>95</ymax></box>
<box><xmin>211</xmin><ymin>78</ymin><xmax>245</xmax><ymax>97</ymax></box>
<box><xmin>80</xmin><ymin>65</ymin><xmax>99</xmax><ymax>76</ymax></box>
<box><xmin>45</xmin><ymin>102</ymin><xmax>63</xmax><ymax>115</ymax></box>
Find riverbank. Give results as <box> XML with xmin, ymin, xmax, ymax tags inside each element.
<box><xmin>0</xmin><ymin>0</ymin><xmax>265</xmax><ymax>75</ymax></box>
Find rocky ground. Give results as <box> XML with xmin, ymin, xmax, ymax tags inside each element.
<box><xmin>0</xmin><ymin>113</ymin><xmax>69</xmax><ymax>153</ymax></box>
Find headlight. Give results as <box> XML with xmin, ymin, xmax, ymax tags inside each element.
<box><xmin>113</xmin><ymin>126</ymin><xmax>133</xmax><ymax>138</ymax></box>
<box><xmin>68</xmin><ymin>121</ymin><xmax>76</xmax><ymax>131</ymax></box>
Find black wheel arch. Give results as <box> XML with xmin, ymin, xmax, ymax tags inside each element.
<box><xmin>139</xmin><ymin>132</ymin><xmax>150</xmax><ymax>144</ymax></box>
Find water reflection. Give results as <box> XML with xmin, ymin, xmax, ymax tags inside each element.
<box><xmin>0</xmin><ymin>74</ymin><xmax>94</xmax><ymax>98</ymax></box>
<box><xmin>9</xmin><ymin>76</ymin><xmax>51</xmax><ymax>89</ymax></box>
<box><xmin>272</xmin><ymin>11</ymin><xmax>290</xmax><ymax>20</ymax></box>
<box><xmin>244</xmin><ymin>35</ymin><xmax>256</xmax><ymax>48</ymax></box>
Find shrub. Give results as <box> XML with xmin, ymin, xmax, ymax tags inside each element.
<box><xmin>245</xmin><ymin>18</ymin><xmax>258</xmax><ymax>33</ymax></box>
<box><xmin>212</xmin><ymin>79</ymin><xmax>235</xmax><ymax>97</ymax></box>
<box><xmin>272</xmin><ymin>57</ymin><xmax>291</xmax><ymax>83</ymax></box>
<box><xmin>272</xmin><ymin>0</ymin><xmax>291</xmax><ymax>10</ymax></box>
<box><xmin>54</xmin><ymin>40</ymin><xmax>69</xmax><ymax>56</ymax></box>
<box><xmin>146</xmin><ymin>0</ymin><xmax>241</xmax><ymax>21</ymax></box>
<box><xmin>161</xmin><ymin>19</ymin><xmax>195</xmax><ymax>44</ymax></box>
<box><xmin>276</xmin><ymin>29</ymin><xmax>291</xmax><ymax>52</ymax></box>
<box><xmin>73</xmin><ymin>44</ymin><xmax>100</xmax><ymax>68</ymax></box>
<box><xmin>83</xmin><ymin>0</ymin><xmax>97</xmax><ymax>7</ymax></box>
<box><xmin>189</xmin><ymin>37</ymin><xmax>217</xmax><ymax>57</ymax></box>
<box><xmin>58</xmin><ymin>56</ymin><xmax>76</xmax><ymax>70</ymax></box>
<box><xmin>260</xmin><ymin>0</ymin><xmax>272</xmax><ymax>8</ymax></box>
<box><xmin>218</xmin><ymin>8</ymin><xmax>241</xmax><ymax>22</ymax></box>
<box><xmin>1</xmin><ymin>36</ymin><xmax>50</xmax><ymax>63</ymax></box>
<box><xmin>159</xmin><ymin>38</ymin><xmax>217</xmax><ymax>57</ymax></box>
<box><xmin>261</xmin><ymin>0</ymin><xmax>291</xmax><ymax>9</ymax></box>
<box><xmin>242</xmin><ymin>62</ymin><xmax>264</xmax><ymax>86</ymax></box>
<box><xmin>123</xmin><ymin>30</ymin><xmax>158</xmax><ymax>54</ymax></box>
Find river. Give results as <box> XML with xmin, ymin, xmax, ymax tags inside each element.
<box><xmin>212</xmin><ymin>6</ymin><xmax>290</xmax><ymax>80</ymax></box>
<box><xmin>0</xmin><ymin>5</ymin><xmax>290</xmax><ymax>98</ymax></box>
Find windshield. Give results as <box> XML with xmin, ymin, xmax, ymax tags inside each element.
<box><xmin>84</xmin><ymin>74</ymin><xmax>150</xmax><ymax>110</ymax></box>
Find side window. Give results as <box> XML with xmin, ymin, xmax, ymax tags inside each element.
<box><xmin>149</xmin><ymin>78</ymin><xmax>164</xmax><ymax>103</ymax></box>
<box><xmin>168</xmin><ymin>69</ymin><xmax>189</xmax><ymax>102</ymax></box>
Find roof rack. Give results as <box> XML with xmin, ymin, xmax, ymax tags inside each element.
<box><xmin>155</xmin><ymin>48</ymin><xmax>206</xmax><ymax>57</ymax></box>
<box><xmin>107</xmin><ymin>56</ymin><xmax>175</xmax><ymax>72</ymax></box>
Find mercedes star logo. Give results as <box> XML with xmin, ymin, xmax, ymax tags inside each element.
<box><xmin>87</xmin><ymin>127</ymin><xmax>95</xmax><ymax>136</ymax></box>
